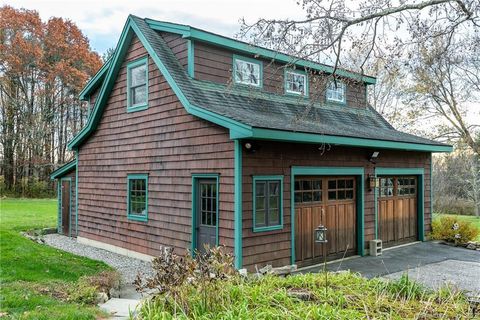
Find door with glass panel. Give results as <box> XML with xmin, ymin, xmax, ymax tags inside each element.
<box><xmin>196</xmin><ymin>179</ymin><xmax>218</xmax><ymax>253</ymax></box>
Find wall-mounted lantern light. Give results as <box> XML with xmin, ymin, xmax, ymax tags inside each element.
<box><xmin>315</xmin><ymin>225</ymin><xmax>328</xmax><ymax>243</ymax></box>
<box><xmin>369</xmin><ymin>151</ymin><xmax>380</xmax><ymax>164</ymax></box>
<box><xmin>368</xmin><ymin>174</ymin><xmax>379</xmax><ymax>191</ymax></box>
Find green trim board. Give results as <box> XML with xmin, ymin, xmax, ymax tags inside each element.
<box><xmin>252</xmin><ymin>175</ymin><xmax>284</xmax><ymax>232</ymax></box>
<box><xmin>250</xmin><ymin>128</ymin><xmax>453</xmax><ymax>153</ymax></box>
<box><xmin>145</xmin><ymin>19</ymin><xmax>377</xmax><ymax>85</ymax></box>
<box><xmin>75</xmin><ymin>150</ymin><xmax>79</xmax><ymax>236</ymax></box>
<box><xmin>232</xmin><ymin>54</ymin><xmax>263</xmax><ymax>88</ymax></box>
<box><xmin>234</xmin><ymin>140</ymin><xmax>243</xmax><ymax>268</ymax></box>
<box><xmin>374</xmin><ymin>167</ymin><xmax>426</xmax><ymax>242</ymax></box>
<box><xmin>126</xmin><ymin>56</ymin><xmax>149</xmax><ymax>112</ymax></box>
<box><xmin>50</xmin><ymin>160</ymin><xmax>77</xmax><ymax>180</ymax></box>
<box><xmin>79</xmin><ymin>57</ymin><xmax>112</xmax><ymax>101</ymax></box>
<box><xmin>290</xmin><ymin>166</ymin><xmax>365</xmax><ymax>264</ymax></box>
<box><xmin>191</xmin><ymin>173</ymin><xmax>220</xmax><ymax>253</ymax></box>
<box><xmin>126</xmin><ymin>173</ymin><xmax>149</xmax><ymax>222</ymax></box>
<box><xmin>57</xmin><ymin>181</ymin><xmax>61</xmax><ymax>233</ymax></box>
<box><xmin>284</xmin><ymin>68</ymin><xmax>309</xmax><ymax>97</ymax></box>
<box><xmin>187</xmin><ymin>40</ymin><xmax>194</xmax><ymax>77</ymax></box>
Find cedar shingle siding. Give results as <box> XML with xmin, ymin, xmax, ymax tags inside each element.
<box><xmin>77</xmin><ymin>35</ymin><xmax>235</xmax><ymax>257</ymax></box>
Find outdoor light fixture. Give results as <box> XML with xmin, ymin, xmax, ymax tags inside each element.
<box><xmin>243</xmin><ymin>141</ymin><xmax>258</xmax><ymax>153</ymax></box>
<box><xmin>315</xmin><ymin>225</ymin><xmax>328</xmax><ymax>243</ymax></box>
<box><xmin>314</xmin><ymin>224</ymin><xmax>328</xmax><ymax>296</ymax></box>
<box><xmin>244</xmin><ymin>142</ymin><xmax>252</xmax><ymax>150</ymax></box>
<box><xmin>368</xmin><ymin>174</ymin><xmax>379</xmax><ymax>191</ymax></box>
<box><xmin>369</xmin><ymin>151</ymin><xmax>380</xmax><ymax>164</ymax></box>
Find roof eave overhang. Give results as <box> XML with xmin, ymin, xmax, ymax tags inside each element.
<box><xmin>78</xmin><ymin>58</ymin><xmax>112</xmax><ymax>101</ymax></box>
<box><xmin>145</xmin><ymin>19</ymin><xmax>376</xmax><ymax>85</ymax></box>
<box><xmin>50</xmin><ymin>161</ymin><xmax>77</xmax><ymax>180</ymax></box>
<box><xmin>240</xmin><ymin>128</ymin><xmax>453</xmax><ymax>152</ymax></box>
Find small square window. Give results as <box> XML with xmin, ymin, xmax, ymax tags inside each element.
<box><xmin>233</xmin><ymin>56</ymin><xmax>262</xmax><ymax>87</ymax></box>
<box><xmin>285</xmin><ymin>70</ymin><xmax>307</xmax><ymax>96</ymax></box>
<box><xmin>326</xmin><ymin>80</ymin><xmax>346</xmax><ymax>104</ymax></box>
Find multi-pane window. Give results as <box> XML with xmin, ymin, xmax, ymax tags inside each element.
<box><xmin>200</xmin><ymin>182</ymin><xmax>217</xmax><ymax>226</ymax></box>
<box><xmin>285</xmin><ymin>70</ymin><xmax>307</xmax><ymax>96</ymax></box>
<box><xmin>397</xmin><ymin>177</ymin><xmax>416</xmax><ymax>196</ymax></box>
<box><xmin>127</xmin><ymin>174</ymin><xmax>148</xmax><ymax>221</ymax></box>
<box><xmin>327</xmin><ymin>178</ymin><xmax>354</xmax><ymax>200</ymax></box>
<box><xmin>294</xmin><ymin>178</ymin><xmax>322</xmax><ymax>204</ymax></box>
<box><xmin>379</xmin><ymin>177</ymin><xmax>394</xmax><ymax>197</ymax></box>
<box><xmin>253</xmin><ymin>177</ymin><xmax>283</xmax><ymax>231</ymax></box>
<box><xmin>234</xmin><ymin>56</ymin><xmax>262</xmax><ymax>87</ymax></box>
<box><xmin>326</xmin><ymin>80</ymin><xmax>346</xmax><ymax>103</ymax></box>
<box><xmin>127</xmin><ymin>57</ymin><xmax>148</xmax><ymax>111</ymax></box>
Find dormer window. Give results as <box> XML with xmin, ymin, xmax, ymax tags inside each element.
<box><xmin>127</xmin><ymin>56</ymin><xmax>148</xmax><ymax>112</ymax></box>
<box><xmin>233</xmin><ymin>55</ymin><xmax>262</xmax><ymax>87</ymax></box>
<box><xmin>326</xmin><ymin>80</ymin><xmax>346</xmax><ymax>104</ymax></box>
<box><xmin>285</xmin><ymin>69</ymin><xmax>308</xmax><ymax>96</ymax></box>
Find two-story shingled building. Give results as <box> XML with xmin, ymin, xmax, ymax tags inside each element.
<box><xmin>50</xmin><ymin>15</ymin><xmax>452</xmax><ymax>270</ymax></box>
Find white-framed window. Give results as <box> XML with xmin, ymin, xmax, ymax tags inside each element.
<box><xmin>127</xmin><ymin>57</ymin><xmax>148</xmax><ymax>112</ymax></box>
<box><xmin>326</xmin><ymin>80</ymin><xmax>346</xmax><ymax>104</ymax></box>
<box><xmin>233</xmin><ymin>56</ymin><xmax>262</xmax><ymax>87</ymax></box>
<box><xmin>285</xmin><ymin>70</ymin><xmax>307</xmax><ymax>96</ymax></box>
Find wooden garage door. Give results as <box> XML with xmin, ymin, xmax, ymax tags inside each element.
<box><xmin>294</xmin><ymin>177</ymin><xmax>356</xmax><ymax>267</ymax></box>
<box><xmin>378</xmin><ymin>176</ymin><xmax>417</xmax><ymax>247</ymax></box>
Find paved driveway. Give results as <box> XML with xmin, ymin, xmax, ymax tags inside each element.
<box><xmin>300</xmin><ymin>241</ymin><xmax>480</xmax><ymax>296</ymax></box>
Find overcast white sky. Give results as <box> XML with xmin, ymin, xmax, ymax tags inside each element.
<box><xmin>2</xmin><ymin>0</ymin><xmax>305</xmax><ymax>54</ymax></box>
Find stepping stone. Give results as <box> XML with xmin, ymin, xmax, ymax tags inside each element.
<box><xmin>99</xmin><ymin>298</ymin><xmax>142</xmax><ymax>319</ymax></box>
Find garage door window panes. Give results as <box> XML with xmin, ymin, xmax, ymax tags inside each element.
<box><xmin>398</xmin><ymin>177</ymin><xmax>416</xmax><ymax>196</ymax></box>
<box><xmin>380</xmin><ymin>178</ymin><xmax>394</xmax><ymax>197</ymax></box>
<box><xmin>294</xmin><ymin>179</ymin><xmax>322</xmax><ymax>204</ymax></box>
<box><xmin>328</xmin><ymin>179</ymin><xmax>354</xmax><ymax>201</ymax></box>
<box><xmin>253</xmin><ymin>176</ymin><xmax>283</xmax><ymax>231</ymax></box>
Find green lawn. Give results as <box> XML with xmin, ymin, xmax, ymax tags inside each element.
<box><xmin>433</xmin><ymin>213</ymin><xmax>480</xmax><ymax>241</ymax></box>
<box><xmin>0</xmin><ymin>199</ymin><xmax>111</xmax><ymax>319</ymax></box>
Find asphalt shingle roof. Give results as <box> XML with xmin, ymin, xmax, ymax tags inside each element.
<box><xmin>133</xmin><ymin>16</ymin><xmax>446</xmax><ymax>147</ymax></box>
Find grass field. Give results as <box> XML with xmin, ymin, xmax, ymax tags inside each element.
<box><xmin>433</xmin><ymin>213</ymin><xmax>480</xmax><ymax>241</ymax></box>
<box><xmin>0</xmin><ymin>199</ymin><xmax>111</xmax><ymax>319</ymax></box>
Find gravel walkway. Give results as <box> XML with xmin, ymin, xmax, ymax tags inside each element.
<box><xmin>43</xmin><ymin>234</ymin><xmax>153</xmax><ymax>285</ymax></box>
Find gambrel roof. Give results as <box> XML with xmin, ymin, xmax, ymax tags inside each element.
<box><xmin>69</xmin><ymin>15</ymin><xmax>452</xmax><ymax>152</ymax></box>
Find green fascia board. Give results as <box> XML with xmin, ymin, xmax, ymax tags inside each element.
<box><xmin>50</xmin><ymin>160</ymin><xmax>77</xmax><ymax>180</ymax></box>
<box><xmin>191</xmin><ymin>173</ymin><xmax>220</xmax><ymax>253</ymax></box>
<box><xmin>145</xmin><ymin>20</ymin><xmax>376</xmax><ymax>85</ymax></box>
<box><xmin>79</xmin><ymin>58</ymin><xmax>112</xmax><ymax>101</ymax></box>
<box><xmin>290</xmin><ymin>166</ymin><xmax>365</xmax><ymax>264</ymax></box>
<box><xmin>126</xmin><ymin>56</ymin><xmax>149</xmax><ymax>112</ymax></box>
<box><xmin>284</xmin><ymin>68</ymin><xmax>309</xmax><ymax>97</ymax></box>
<box><xmin>126</xmin><ymin>173</ymin><xmax>149</xmax><ymax>222</ymax></box>
<box><xmin>187</xmin><ymin>40</ymin><xmax>195</xmax><ymax>77</ymax></box>
<box><xmin>374</xmin><ymin>167</ymin><xmax>426</xmax><ymax>241</ymax></box>
<box><xmin>234</xmin><ymin>140</ymin><xmax>243</xmax><ymax>268</ymax></box>
<box><xmin>250</xmin><ymin>128</ymin><xmax>453</xmax><ymax>153</ymax></box>
<box><xmin>252</xmin><ymin>175</ymin><xmax>284</xmax><ymax>232</ymax></box>
<box><xmin>68</xmin><ymin>16</ymin><xmax>252</xmax><ymax>150</ymax></box>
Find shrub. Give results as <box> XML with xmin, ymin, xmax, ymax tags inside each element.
<box><xmin>431</xmin><ymin>215</ymin><xmax>479</xmax><ymax>244</ymax></box>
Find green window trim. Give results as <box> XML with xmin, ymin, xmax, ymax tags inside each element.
<box><xmin>252</xmin><ymin>175</ymin><xmax>284</xmax><ymax>232</ymax></box>
<box><xmin>232</xmin><ymin>54</ymin><xmax>263</xmax><ymax>88</ymax></box>
<box><xmin>127</xmin><ymin>174</ymin><xmax>149</xmax><ymax>222</ymax></box>
<box><xmin>126</xmin><ymin>56</ymin><xmax>149</xmax><ymax>112</ymax></box>
<box><xmin>284</xmin><ymin>68</ymin><xmax>309</xmax><ymax>97</ymax></box>
<box><xmin>326</xmin><ymin>80</ymin><xmax>347</xmax><ymax>105</ymax></box>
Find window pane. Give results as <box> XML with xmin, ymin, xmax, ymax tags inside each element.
<box><xmin>346</xmin><ymin>190</ymin><xmax>354</xmax><ymax>199</ymax></box>
<box><xmin>346</xmin><ymin>179</ymin><xmax>354</xmax><ymax>188</ymax></box>
<box><xmin>256</xmin><ymin>196</ymin><xmax>265</xmax><ymax>210</ymax></box>
<box><xmin>294</xmin><ymin>180</ymin><xmax>301</xmax><ymax>191</ymax></box>
<box><xmin>328</xmin><ymin>191</ymin><xmax>336</xmax><ymax>200</ymax></box>
<box><xmin>269</xmin><ymin>195</ymin><xmax>279</xmax><ymax>209</ymax></box>
<box><xmin>328</xmin><ymin>180</ymin><xmax>336</xmax><ymax>189</ymax></box>
<box><xmin>313</xmin><ymin>180</ymin><xmax>322</xmax><ymax>190</ymax></box>
<box><xmin>286</xmin><ymin>71</ymin><xmax>306</xmax><ymax>95</ymax></box>
<box><xmin>129</xmin><ymin>178</ymin><xmax>147</xmax><ymax>217</ymax></box>
<box><xmin>269</xmin><ymin>182</ymin><xmax>279</xmax><ymax>196</ymax></box>
<box><xmin>338</xmin><ymin>190</ymin><xmax>346</xmax><ymax>200</ymax></box>
<box><xmin>131</xmin><ymin>64</ymin><xmax>146</xmax><ymax>86</ymax></box>
<box><xmin>235</xmin><ymin>59</ymin><xmax>260</xmax><ymax>86</ymax></box>
<box><xmin>255</xmin><ymin>210</ymin><xmax>266</xmax><ymax>226</ymax></box>
<box><xmin>256</xmin><ymin>182</ymin><xmax>266</xmax><ymax>196</ymax></box>
<box><xmin>302</xmin><ymin>192</ymin><xmax>312</xmax><ymax>202</ymax></box>
<box><xmin>313</xmin><ymin>191</ymin><xmax>322</xmax><ymax>202</ymax></box>
<box><xmin>294</xmin><ymin>192</ymin><xmax>302</xmax><ymax>203</ymax></box>
<box><xmin>338</xmin><ymin>179</ymin><xmax>345</xmax><ymax>188</ymax></box>
<box><xmin>269</xmin><ymin>209</ymin><xmax>280</xmax><ymax>225</ymax></box>
<box><xmin>133</xmin><ymin>86</ymin><xmax>147</xmax><ymax>105</ymax></box>
<box><xmin>302</xmin><ymin>180</ymin><xmax>312</xmax><ymax>191</ymax></box>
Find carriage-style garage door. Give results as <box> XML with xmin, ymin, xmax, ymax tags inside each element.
<box><xmin>378</xmin><ymin>176</ymin><xmax>417</xmax><ymax>247</ymax></box>
<box><xmin>294</xmin><ymin>176</ymin><xmax>356</xmax><ymax>267</ymax></box>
